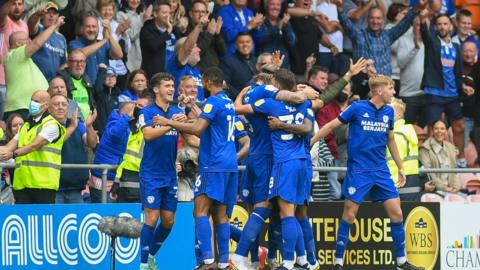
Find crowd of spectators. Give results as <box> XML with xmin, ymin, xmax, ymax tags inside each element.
<box><xmin>0</xmin><ymin>0</ymin><xmax>479</xmax><ymax>204</ymax></box>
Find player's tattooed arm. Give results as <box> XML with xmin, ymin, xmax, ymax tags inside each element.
<box><xmin>236</xmin><ymin>136</ymin><xmax>250</xmax><ymax>161</ymax></box>
<box><xmin>268</xmin><ymin>117</ymin><xmax>313</xmax><ymax>136</ymax></box>
<box><xmin>387</xmin><ymin>131</ymin><xmax>406</xmax><ymax>187</ymax></box>
<box><xmin>275</xmin><ymin>89</ymin><xmax>309</xmax><ymax>104</ymax></box>
<box><xmin>310</xmin><ymin>118</ymin><xmax>343</xmax><ymax>147</ymax></box>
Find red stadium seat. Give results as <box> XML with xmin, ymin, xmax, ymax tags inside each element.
<box><xmin>465</xmin><ymin>179</ymin><xmax>480</xmax><ymax>193</ymax></box>
<box><xmin>420</xmin><ymin>193</ymin><xmax>444</xmax><ymax>202</ymax></box>
<box><xmin>467</xmin><ymin>194</ymin><xmax>480</xmax><ymax>202</ymax></box>
<box><xmin>458</xmin><ymin>173</ymin><xmax>477</xmax><ymax>188</ymax></box>
<box><xmin>444</xmin><ymin>193</ymin><xmax>466</xmax><ymax>202</ymax></box>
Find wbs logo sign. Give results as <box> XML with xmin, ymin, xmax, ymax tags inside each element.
<box><xmin>405</xmin><ymin>206</ymin><xmax>439</xmax><ymax>270</ymax></box>
<box><xmin>0</xmin><ymin>204</ymin><xmax>143</xmax><ymax>269</ymax></box>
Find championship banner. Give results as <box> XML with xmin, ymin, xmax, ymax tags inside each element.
<box><xmin>441</xmin><ymin>203</ymin><xmax>480</xmax><ymax>270</ymax></box>
<box><xmin>231</xmin><ymin>202</ymin><xmax>440</xmax><ymax>270</ymax></box>
<box><xmin>0</xmin><ymin>203</ymin><xmax>196</xmax><ymax>269</ymax></box>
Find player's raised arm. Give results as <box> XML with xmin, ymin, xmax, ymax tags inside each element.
<box><xmin>387</xmin><ymin>130</ymin><xmax>406</xmax><ymax>187</ymax></box>
<box><xmin>311</xmin><ymin>118</ymin><xmax>343</xmax><ymax>147</ymax></box>
<box><xmin>156</xmin><ymin>116</ymin><xmax>209</xmax><ymax>137</ymax></box>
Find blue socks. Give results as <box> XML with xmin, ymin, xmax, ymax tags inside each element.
<box><xmin>195</xmin><ymin>216</ymin><xmax>213</xmax><ymax>261</ymax></box>
<box><xmin>149</xmin><ymin>224</ymin><xmax>172</xmax><ymax>256</ymax></box>
<box><xmin>268</xmin><ymin>219</ymin><xmax>281</xmax><ymax>260</ymax></box>
<box><xmin>391</xmin><ymin>221</ymin><xmax>406</xmax><ymax>258</ymax></box>
<box><xmin>235</xmin><ymin>207</ymin><xmax>271</xmax><ymax>257</ymax></box>
<box><xmin>281</xmin><ymin>216</ymin><xmax>297</xmax><ymax>262</ymax></box>
<box><xmin>335</xmin><ymin>219</ymin><xmax>352</xmax><ymax>263</ymax></box>
<box><xmin>140</xmin><ymin>224</ymin><xmax>154</xmax><ymax>263</ymax></box>
<box><xmin>230</xmin><ymin>225</ymin><xmax>242</xmax><ymax>242</ymax></box>
<box><xmin>216</xmin><ymin>222</ymin><xmax>230</xmax><ymax>264</ymax></box>
<box><xmin>194</xmin><ymin>230</ymin><xmax>203</xmax><ymax>266</ymax></box>
<box><xmin>299</xmin><ymin>217</ymin><xmax>317</xmax><ymax>265</ymax></box>
<box><xmin>295</xmin><ymin>220</ymin><xmax>306</xmax><ymax>257</ymax></box>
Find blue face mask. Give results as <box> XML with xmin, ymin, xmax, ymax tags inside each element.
<box><xmin>29</xmin><ymin>100</ymin><xmax>42</xmax><ymax>116</ymax></box>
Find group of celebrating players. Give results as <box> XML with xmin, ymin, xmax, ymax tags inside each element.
<box><xmin>136</xmin><ymin>58</ymin><xmax>425</xmax><ymax>270</ymax></box>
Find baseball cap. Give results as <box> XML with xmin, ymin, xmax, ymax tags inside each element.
<box><xmin>45</xmin><ymin>2</ymin><xmax>59</xmax><ymax>11</ymax></box>
<box><xmin>106</xmin><ymin>67</ymin><xmax>117</xmax><ymax>77</ymax></box>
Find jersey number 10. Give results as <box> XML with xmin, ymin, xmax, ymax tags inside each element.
<box><xmin>227</xmin><ymin>115</ymin><xmax>235</xmax><ymax>142</ymax></box>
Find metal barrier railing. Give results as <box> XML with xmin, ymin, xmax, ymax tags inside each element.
<box><xmin>2</xmin><ymin>163</ymin><xmax>479</xmax><ymax>203</ymax></box>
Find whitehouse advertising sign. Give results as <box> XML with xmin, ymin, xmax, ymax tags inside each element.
<box><xmin>0</xmin><ymin>203</ymin><xmax>195</xmax><ymax>270</ymax></box>
<box><xmin>441</xmin><ymin>203</ymin><xmax>480</xmax><ymax>269</ymax></box>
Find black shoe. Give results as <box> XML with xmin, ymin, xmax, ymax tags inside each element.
<box><xmin>397</xmin><ymin>261</ymin><xmax>425</xmax><ymax>270</ymax></box>
<box><xmin>333</xmin><ymin>264</ymin><xmax>343</xmax><ymax>270</ymax></box>
<box><xmin>275</xmin><ymin>266</ymin><xmax>290</xmax><ymax>270</ymax></box>
<box><xmin>293</xmin><ymin>262</ymin><xmax>309</xmax><ymax>269</ymax></box>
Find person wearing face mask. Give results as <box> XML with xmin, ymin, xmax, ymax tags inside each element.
<box><xmin>111</xmin><ymin>95</ymin><xmax>151</xmax><ymax>203</ymax></box>
<box><xmin>0</xmin><ymin>91</ymin><xmax>66</xmax><ymax>204</ymax></box>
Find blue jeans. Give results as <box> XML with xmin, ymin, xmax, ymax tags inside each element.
<box><xmin>317</xmin><ymin>53</ymin><xmax>349</xmax><ymax>75</ymax></box>
<box><xmin>464</xmin><ymin>117</ymin><xmax>474</xmax><ymax>146</ymax></box>
<box><xmin>328</xmin><ymin>160</ymin><xmax>342</xmax><ymax>200</ymax></box>
<box><xmin>56</xmin><ymin>190</ymin><xmax>84</xmax><ymax>204</ymax></box>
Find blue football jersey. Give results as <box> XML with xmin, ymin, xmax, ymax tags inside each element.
<box><xmin>252</xmin><ymin>98</ymin><xmax>308</xmax><ymax>163</ymax></box>
<box><xmin>338</xmin><ymin>100</ymin><xmax>394</xmax><ymax>172</ymax></box>
<box><xmin>139</xmin><ymin>103</ymin><xmax>183</xmax><ymax>180</ymax></box>
<box><xmin>234</xmin><ymin>116</ymin><xmax>247</xmax><ymax>152</ymax></box>
<box><xmin>242</xmin><ymin>84</ymin><xmax>279</xmax><ymax>156</ymax></box>
<box><xmin>199</xmin><ymin>91</ymin><xmax>238</xmax><ymax>172</ymax></box>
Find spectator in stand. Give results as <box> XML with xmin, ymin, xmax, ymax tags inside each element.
<box><xmin>421</xmin><ymin>13</ymin><xmax>467</xmax><ymax>167</ymax></box>
<box><xmin>96</xmin><ymin>0</ymin><xmax>132</xmax><ymax>88</ymax></box>
<box><xmin>452</xmin><ymin>9</ymin><xmax>480</xmax><ymax>59</ymax></box>
<box><xmin>89</xmin><ymin>101</ymin><xmax>136</xmax><ymax>203</ymax></box>
<box><xmin>387</xmin><ymin>99</ymin><xmax>421</xmax><ymax>201</ymax></box>
<box><xmin>220</xmin><ymin>32</ymin><xmax>257</xmax><ymax>97</ymax></box>
<box><xmin>168</xmin><ymin>0</ymin><xmax>188</xmax><ymax>36</ymax></box>
<box><xmin>54</xmin><ymin>97</ymin><xmax>98</xmax><ymax>204</ymax></box>
<box><xmin>335</xmin><ymin>0</ymin><xmax>428</xmax><ymax>76</ymax></box>
<box><xmin>307</xmin><ymin>66</ymin><xmax>329</xmax><ymax>94</ymax></box>
<box><xmin>289</xmin><ymin>0</ymin><xmax>337</xmax><ymax>79</ymax></box>
<box><xmin>315</xmin><ymin>0</ymin><xmax>347</xmax><ymax>75</ymax></box>
<box><xmin>218</xmin><ymin>0</ymin><xmax>264</xmax><ymax>56</ymax></box>
<box><xmin>341</xmin><ymin>0</ymin><xmax>385</xmax><ymax>58</ymax></box>
<box><xmin>461</xmin><ymin>42</ymin><xmax>480</xmax><ymax>159</ymax></box>
<box><xmin>119</xmin><ymin>69</ymin><xmax>149</xmax><ymax>103</ymax></box>
<box><xmin>419</xmin><ymin>119</ymin><xmax>460</xmax><ymax>193</ymax></box>
<box><xmin>49</xmin><ymin>76</ymin><xmax>83</xmax><ymax>118</ymax></box>
<box><xmin>397</xmin><ymin>16</ymin><xmax>425</xmax><ymax>126</ymax></box>
<box><xmin>256</xmin><ymin>0</ymin><xmax>296</xmax><ymax>69</ymax></box>
<box><xmin>140</xmin><ymin>0</ymin><xmax>178</xmax><ymax>78</ymax></box>
<box><xmin>94</xmin><ymin>65</ymin><xmax>122</xmax><ymax>138</ymax></box>
<box><xmin>58</xmin><ymin>49</ymin><xmax>96</xmax><ymax>120</ymax></box>
<box><xmin>0</xmin><ymin>0</ymin><xmax>28</xmax><ymax>120</ymax></box>
<box><xmin>166</xmin><ymin>15</ymin><xmax>209</xmax><ymax>101</ymax></box>
<box><xmin>185</xmin><ymin>0</ymin><xmax>227</xmax><ymax>72</ymax></box>
<box><xmin>0</xmin><ymin>91</ymin><xmax>65</xmax><ymax>204</ymax></box>
<box><xmin>5</xmin><ymin>113</ymin><xmax>23</xmax><ymax>142</ymax></box>
<box><xmin>27</xmin><ymin>2</ymin><xmax>67</xmax><ymax>82</ymax></box>
<box><xmin>386</xmin><ymin>3</ymin><xmax>409</xmax><ymax>95</ymax></box>
<box><xmin>4</xmin><ymin>15</ymin><xmax>65</xmax><ymax>121</ymax></box>
<box><xmin>117</xmin><ymin>0</ymin><xmax>152</xmax><ymax>72</ymax></box>
<box><xmin>69</xmin><ymin>14</ymin><xmax>124</xmax><ymax>84</ymax></box>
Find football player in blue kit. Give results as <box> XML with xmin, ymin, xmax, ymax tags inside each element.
<box><xmin>138</xmin><ymin>73</ymin><xmax>188</xmax><ymax>270</ymax></box>
<box><xmin>313</xmin><ymin>76</ymin><xmax>424</xmax><ymax>270</ymax></box>
<box><xmin>156</xmin><ymin>67</ymin><xmax>237</xmax><ymax>270</ymax></box>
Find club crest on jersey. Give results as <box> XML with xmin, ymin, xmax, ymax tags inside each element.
<box><xmin>383</xmin><ymin>115</ymin><xmax>389</xmax><ymax>123</ymax></box>
<box><xmin>242</xmin><ymin>189</ymin><xmax>250</xmax><ymax>197</ymax></box>
<box><xmin>203</xmin><ymin>104</ymin><xmax>213</xmax><ymax>113</ymax></box>
<box><xmin>348</xmin><ymin>186</ymin><xmax>356</xmax><ymax>195</ymax></box>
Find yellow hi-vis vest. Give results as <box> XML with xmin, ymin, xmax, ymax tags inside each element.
<box><xmin>387</xmin><ymin>119</ymin><xmax>419</xmax><ymax>187</ymax></box>
<box><xmin>14</xmin><ymin>115</ymin><xmax>66</xmax><ymax>191</ymax></box>
<box><xmin>114</xmin><ymin>130</ymin><xmax>144</xmax><ymax>188</ymax></box>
